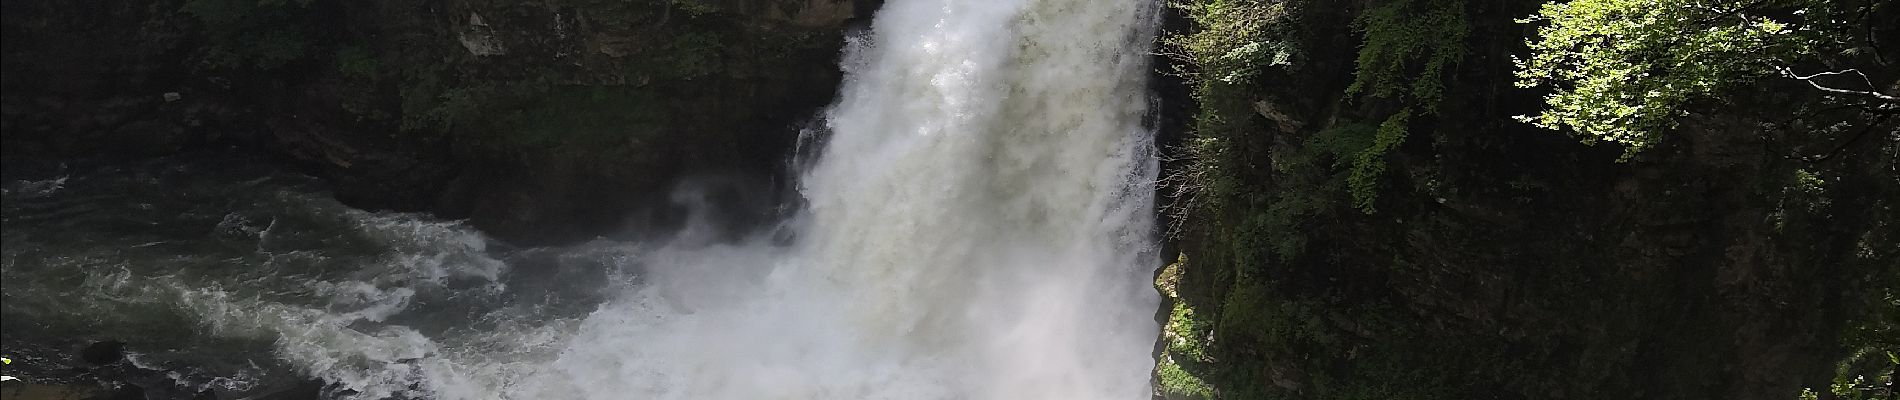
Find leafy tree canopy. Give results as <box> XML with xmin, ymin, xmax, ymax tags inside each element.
<box><xmin>1515</xmin><ymin>0</ymin><xmax>1896</xmax><ymax>157</ymax></box>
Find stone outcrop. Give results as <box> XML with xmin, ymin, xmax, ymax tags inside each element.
<box><xmin>1</xmin><ymin>0</ymin><xmax>865</xmax><ymax>245</ymax></box>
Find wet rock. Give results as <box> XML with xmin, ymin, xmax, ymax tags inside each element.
<box><xmin>116</xmin><ymin>378</ymin><xmax>216</xmax><ymax>400</ymax></box>
<box><xmin>93</xmin><ymin>385</ymin><xmax>144</xmax><ymax>400</ymax></box>
<box><xmin>249</xmin><ymin>379</ymin><xmax>324</xmax><ymax>400</ymax></box>
<box><xmin>457</xmin><ymin>12</ymin><xmax>506</xmax><ymax>56</ymax></box>
<box><xmin>0</xmin><ymin>382</ymin><xmax>101</xmax><ymax>400</ymax></box>
<box><xmin>4</xmin><ymin>0</ymin><xmax>852</xmax><ymax>248</ymax></box>
<box><xmin>768</xmin><ymin>0</ymin><xmax>858</xmax><ymax>28</ymax></box>
<box><xmin>104</xmin><ymin>120</ymin><xmax>190</xmax><ymax>156</ymax></box>
<box><xmin>78</xmin><ymin>341</ymin><xmax>125</xmax><ymax>366</ymax></box>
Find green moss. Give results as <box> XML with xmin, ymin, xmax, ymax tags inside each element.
<box><xmin>1164</xmin><ymin>300</ymin><xmax>1209</xmax><ymax>360</ymax></box>
<box><xmin>1155</xmin><ymin>259</ymin><xmax>1222</xmax><ymax>400</ymax></box>
<box><xmin>1156</xmin><ymin>355</ymin><xmax>1216</xmax><ymax>400</ymax></box>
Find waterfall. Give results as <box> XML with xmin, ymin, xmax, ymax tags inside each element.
<box><xmin>507</xmin><ymin>0</ymin><xmax>1164</xmax><ymax>398</ymax></box>
<box><xmin>0</xmin><ymin>0</ymin><xmax>1164</xmax><ymax>398</ymax></box>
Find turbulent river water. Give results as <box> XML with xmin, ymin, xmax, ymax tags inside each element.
<box><xmin>0</xmin><ymin>0</ymin><xmax>1163</xmax><ymax>398</ymax></box>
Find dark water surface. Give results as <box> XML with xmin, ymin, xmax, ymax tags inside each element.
<box><xmin>1</xmin><ymin>153</ymin><xmax>626</xmax><ymax>398</ymax></box>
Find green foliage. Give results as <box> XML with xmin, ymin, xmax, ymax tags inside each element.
<box><xmin>1347</xmin><ymin>110</ymin><xmax>1411</xmax><ymax>212</ymax></box>
<box><xmin>1166</xmin><ymin>0</ymin><xmax>1899</xmax><ymax>399</ymax></box>
<box><xmin>1771</xmin><ymin>168</ymin><xmax>1834</xmax><ymax>230</ymax></box>
<box><xmin>1156</xmin><ymin>278</ymin><xmax>1218</xmax><ymax>399</ymax></box>
<box><xmin>1165</xmin><ymin>0</ymin><xmax>1294</xmax><ymax>86</ymax></box>
<box><xmin>1166</xmin><ymin>0</ymin><xmax>1336</xmax><ymax>265</ymax></box>
<box><xmin>1156</xmin><ymin>356</ymin><xmax>1215</xmax><ymax>400</ymax></box>
<box><xmin>1339</xmin><ymin>0</ymin><xmax>1467</xmax><ymax>212</ymax></box>
<box><xmin>1800</xmin><ymin>347</ymin><xmax>1898</xmax><ymax>400</ymax></box>
<box><xmin>1347</xmin><ymin>0</ymin><xmax>1468</xmax><ymax>110</ymax></box>
<box><xmin>1808</xmin><ymin>249</ymin><xmax>1900</xmax><ymax>400</ymax></box>
<box><xmin>1156</xmin><ymin>0</ymin><xmax>1289</xmax><ymax>236</ymax></box>
<box><xmin>1513</xmin><ymin>0</ymin><xmax>1841</xmax><ymax>156</ymax></box>
<box><xmin>1155</xmin><ymin>259</ymin><xmax>1221</xmax><ymax>399</ymax></box>
<box><xmin>1255</xmin><ymin>121</ymin><xmax>1377</xmax><ymax>261</ymax></box>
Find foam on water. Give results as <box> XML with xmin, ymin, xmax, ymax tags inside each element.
<box><xmin>2</xmin><ymin>0</ymin><xmax>1162</xmax><ymax>398</ymax></box>
<box><xmin>475</xmin><ymin>0</ymin><xmax>1164</xmax><ymax>397</ymax></box>
<box><xmin>428</xmin><ymin>0</ymin><xmax>1162</xmax><ymax>397</ymax></box>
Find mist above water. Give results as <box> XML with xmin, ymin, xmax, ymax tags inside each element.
<box><xmin>511</xmin><ymin>0</ymin><xmax>1162</xmax><ymax>396</ymax></box>
<box><xmin>514</xmin><ymin>0</ymin><xmax>1164</xmax><ymax>397</ymax></box>
<box><xmin>0</xmin><ymin>0</ymin><xmax>1163</xmax><ymax>398</ymax></box>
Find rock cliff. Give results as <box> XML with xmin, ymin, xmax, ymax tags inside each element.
<box><xmin>1</xmin><ymin>0</ymin><xmax>867</xmax><ymax>244</ymax></box>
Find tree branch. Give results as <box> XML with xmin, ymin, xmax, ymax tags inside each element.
<box><xmin>1778</xmin><ymin>66</ymin><xmax>1900</xmax><ymax>102</ymax></box>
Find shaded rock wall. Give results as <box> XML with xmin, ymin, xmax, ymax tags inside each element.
<box><xmin>1</xmin><ymin>0</ymin><xmax>864</xmax><ymax>245</ymax></box>
<box><xmin>1153</xmin><ymin>0</ymin><xmax>1899</xmax><ymax>399</ymax></box>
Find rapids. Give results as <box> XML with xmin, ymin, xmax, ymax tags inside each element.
<box><xmin>0</xmin><ymin>0</ymin><xmax>1163</xmax><ymax>398</ymax></box>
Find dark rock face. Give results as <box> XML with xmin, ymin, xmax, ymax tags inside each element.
<box><xmin>78</xmin><ymin>341</ymin><xmax>125</xmax><ymax>366</ymax></box>
<box><xmin>0</xmin><ymin>341</ymin><xmax>231</xmax><ymax>400</ymax></box>
<box><xmin>248</xmin><ymin>380</ymin><xmax>326</xmax><ymax>400</ymax></box>
<box><xmin>1</xmin><ymin>0</ymin><xmax>864</xmax><ymax>245</ymax></box>
<box><xmin>1154</xmin><ymin>0</ymin><xmax>1897</xmax><ymax>399</ymax></box>
<box><xmin>0</xmin><ymin>383</ymin><xmax>99</xmax><ymax>400</ymax></box>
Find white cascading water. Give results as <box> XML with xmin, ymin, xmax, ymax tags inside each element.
<box><xmin>0</xmin><ymin>0</ymin><xmax>1163</xmax><ymax>398</ymax></box>
<box><xmin>501</xmin><ymin>0</ymin><xmax>1164</xmax><ymax>397</ymax></box>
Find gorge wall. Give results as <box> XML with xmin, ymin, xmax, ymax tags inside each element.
<box><xmin>3</xmin><ymin>0</ymin><xmax>1896</xmax><ymax>399</ymax></box>
<box><xmin>1</xmin><ymin>0</ymin><xmax>869</xmax><ymax>245</ymax></box>
<box><xmin>1153</xmin><ymin>1</ymin><xmax>1898</xmax><ymax>399</ymax></box>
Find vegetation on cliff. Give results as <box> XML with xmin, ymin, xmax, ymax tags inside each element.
<box><xmin>1158</xmin><ymin>0</ymin><xmax>1897</xmax><ymax>399</ymax></box>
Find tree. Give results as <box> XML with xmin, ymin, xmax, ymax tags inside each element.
<box><xmin>1514</xmin><ymin>0</ymin><xmax>1897</xmax><ymax>157</ymax></box>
